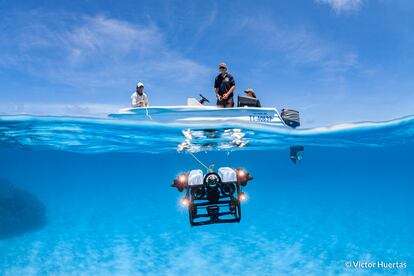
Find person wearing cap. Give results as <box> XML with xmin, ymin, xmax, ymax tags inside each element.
<box><xmin>244</xmin><ymin>88</ymin><xmax>261</xmax><ymax>107</ymax></box>
<box><xmin>214</xmin><ymin>63</ymin><xmax>235</xmax><ymax>108</ymax></box>
<box><xmin>131</xmin><ymin>82</ymin><xmax>149</xmax><ymax>107</ymax></box>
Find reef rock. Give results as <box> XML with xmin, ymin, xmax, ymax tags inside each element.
<box><xmin>0</xmin><ymin>180</ymin><xmax>46</xmax><ymax>239</ymax></box>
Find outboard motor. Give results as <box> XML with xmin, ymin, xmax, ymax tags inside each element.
<box><xmin>281</xmin><ymin>109</ymin><xmax>300</xmax><ymax>128</ymax></box>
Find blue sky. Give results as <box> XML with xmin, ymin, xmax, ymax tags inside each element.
<box><xmin>0</xmin><ymin>0</ymin><xmax>413</xmax><ymax>125</ymax></box>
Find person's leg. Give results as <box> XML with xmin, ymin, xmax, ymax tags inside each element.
<box><xmin>216</xmin><ymin>99</ymin><xmax>225</xmax><ymax>108</ymax></box>
<box><xmin>224</xmin><ymin>97</ymin><xmax>234</xmax><ymax>108</ymax></box>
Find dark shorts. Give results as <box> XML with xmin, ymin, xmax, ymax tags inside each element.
<box><xmin>216</xmin><ymin>96</ymin><xmax>234</xmax><ymax>107</ymax></box>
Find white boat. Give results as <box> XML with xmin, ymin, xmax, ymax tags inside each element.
<box><xmin>109</xmin><ymin>97</ymin><xmax>300</xmax><ymax>128</ymax></box>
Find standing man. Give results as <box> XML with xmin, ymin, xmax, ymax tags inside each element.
<box><xmin>131</xmin><ymin>82</ymin><xmax>149</xmax><ymax>107</ymax></box>
<box><xmin>214</xmin><ymin>63</ymin><xmax>235</xmax><ymax>108</ymax></box>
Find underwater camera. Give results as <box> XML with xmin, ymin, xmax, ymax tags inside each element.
<box><xmin>171</xmin><ymin>167</ymin><xmax>253</xmax><ymax>226</ymax></box>
<box><xmin>290</xmin><ymin>146</ymin><xmax>304</xmax><ymax>164</ymax></box>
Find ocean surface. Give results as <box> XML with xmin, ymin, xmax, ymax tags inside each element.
<box><xmin>0</xmin><ymin>114</ymin><xmax>413</xmax><ymax>275</ymax></box>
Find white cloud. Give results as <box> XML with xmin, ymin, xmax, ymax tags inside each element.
<box><xmin>0</xmin><ymin>102</ymin><xmax>123</xmax><ymax>117</ymax></box>
<box><xmin>0</xmin><ymin>11</ymin><xmax>210</xmax><ymax>93</ymax></box>
<box><xmin>316</xmin><ymin>0</ymin><xmax>365</xmax><ymax>14</ymax></box>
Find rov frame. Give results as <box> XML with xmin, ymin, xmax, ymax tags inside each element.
<box><xmin>172</xmin><ymin>170</ymin><xmax>252</xmax><ymax>226</ymax></box>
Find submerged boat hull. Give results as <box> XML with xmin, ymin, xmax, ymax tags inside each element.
<box><xmin>109</xmin><ymin>106</ymin><xmax>286</xmax><ymax>126</ymax></box>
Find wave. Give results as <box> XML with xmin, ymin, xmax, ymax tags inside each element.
<box><xmin>1</xmin><ymin>114</ymin><xmax>413</xmax><ymax>153</ymax></box>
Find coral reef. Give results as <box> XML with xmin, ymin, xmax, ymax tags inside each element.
<box><xmin>0</xmin><ymin>180</ymin><xmax>46</xmax><ymax>239</ymax></box>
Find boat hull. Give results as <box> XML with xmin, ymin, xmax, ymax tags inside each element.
<box><xmin>109</xmin><ymin>106</ymin><xmax>286</xmax><ymax>126</ymax></box>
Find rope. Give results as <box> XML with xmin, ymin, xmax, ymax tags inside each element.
<box><xmin>188</xmin><ymin>152</ymin><xmax>214</xmax><ymax>172</ymax></box>
<box><xmin>145</xmin><ymin>105</ymin><xmax>152</xmax><ymax>120</ymax></box>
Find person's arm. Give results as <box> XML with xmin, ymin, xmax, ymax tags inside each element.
<box><xmin>131</xmin><ymin>93</ymin><xmax>137</xmax><ymax>107</ymax></box>
<box><xmin>214</xmin><ymin>87</ymin><xmax>221</xmax><ymax>101</ymax></box>
<box><xmin>223</xmin><ymin>75</ymin><xmax>235</xmax><ymax>99</ymax></box>
<box><xmin>214</xmin><ymin>77</ymin><xmax>221</xmax><ymax>101</ymax></box>
<box><xmin>224</xmin><ymin>85</ymin><xmax>235</xmax><ymax>99</ymax></box>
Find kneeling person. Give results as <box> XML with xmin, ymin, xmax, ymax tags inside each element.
<box><xmin>244</xmin><ymin>88</ymin><xmax>261</xmax><ymax>107</ymax></box>
<box><xmin>131</xmin><ymin>82</ymin><xmax>149</xmax><ymax>107</ymax></box>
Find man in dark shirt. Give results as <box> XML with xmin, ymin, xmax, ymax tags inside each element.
<box><xmin>214</xmin><ymin>63</ymin><xmax>235</xmax><ymax>108</ymax></box>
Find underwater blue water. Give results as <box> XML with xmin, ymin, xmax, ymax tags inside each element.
<box><xmin>0</xmin><ymin>115</ymin><xmax>413</xmax><ymax>275</ymax></box>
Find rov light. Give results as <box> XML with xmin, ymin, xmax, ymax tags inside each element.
<box><xmin>181</xmin><ymin>196</ymin><xmax>190</xmax><ymax>206</ymax></box>
<box><xmin>172</xmin><ymin>173</ymin><xmax>189</xmax><ymax>192</ymax></box>
<box><xmin>236</xmin><ymin>168</ymin><xmax>253</xmax><ymax>187</ymax></box>
<box><xmin>237</xmin><ymin>169</ymin><xmax>246</xmax><ymax>178</ymax></box>
<box><xmin>179</xmin><ymin>174</ymin><xmax>187</xmax><ymax>183</ymax></box>
<box><xmin>239</xmin><ymin>192</ymin><xmax>247</xmax><ymax>202</ymax></box>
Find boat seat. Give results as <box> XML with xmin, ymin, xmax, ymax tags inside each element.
<box><xmin>188</xmin><ymin>169</ymin><xmax>204</xmax><ymax>186</ymax></box>
<box><xmin>218</xmin><ymin>167</ymin><xmax>237</xmax><ymax>183</ymax></box>
<box><xmin>237</xmin><ymin>95</ymin><xmax>260</xmax><ymax>107</ymax></box>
